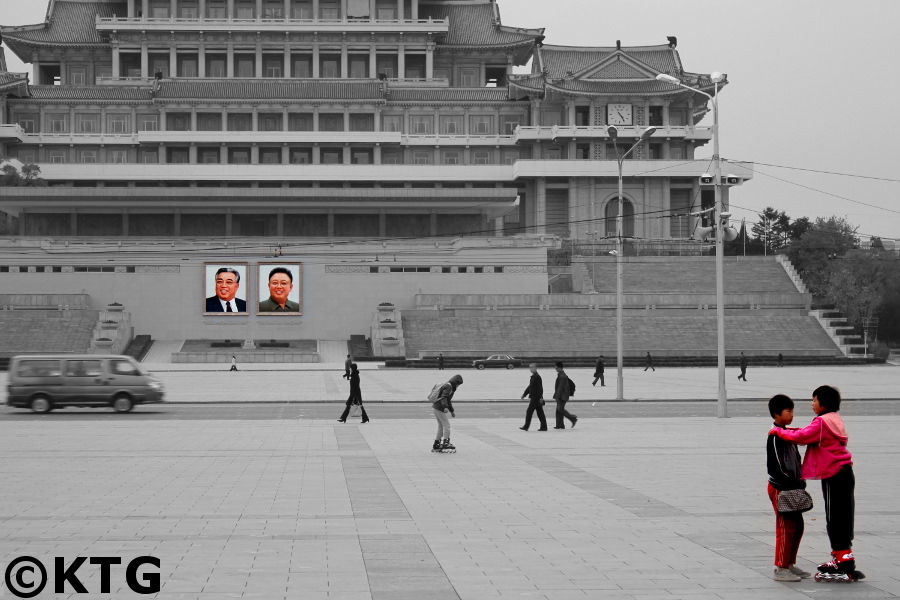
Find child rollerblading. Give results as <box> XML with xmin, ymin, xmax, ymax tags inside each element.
<box><xmin>430</xmin><ymin>374</ymin><xmax>462</xmax><ymax>454</ymax></box>
<box><xmin>770</xmin><ymin>385</ymin><xmax>864</xmax><ymax>584</ymax></box>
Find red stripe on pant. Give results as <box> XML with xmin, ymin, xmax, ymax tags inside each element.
<box><xmin>768</xmin><ymin>483</ymin><xmax>805</xmax><ymax>568</ymax></box>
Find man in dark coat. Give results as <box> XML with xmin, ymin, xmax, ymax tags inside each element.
<box><xmin>738</xmin><ymin>352</ymin><xmax>748</xmax><ymax>381</ymax></box>
<box><xmin>592</xmin><ymin>356</ymin><xmax>605</xmax><ymax>386</ymax></box>
<box><xmin>553</xmin><ymin>361</ymin><xmax>577</xmax><ymax>429</ymax></box>
<box><xmin>519</xmin><ymin>363</ymin><xmax>548</xmax><ymax>431</ymax></box>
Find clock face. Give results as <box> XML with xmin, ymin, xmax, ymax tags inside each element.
<box><xmin>607</xmin><ymin>103</ymin><xmax>633</xmax><ymax>126</ymax></box>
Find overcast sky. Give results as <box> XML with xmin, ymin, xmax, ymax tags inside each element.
<box><xmin>3</xmin><ymin>0</ymin><xmax>899</xmax><ymax>241</ymax></box>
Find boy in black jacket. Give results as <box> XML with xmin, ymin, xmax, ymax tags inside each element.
<box><xmin>519</xmin><ymin>363</ymin><xmax>547</xmax><ymax>431</ymax></box>
<box><xmin>767</xmin><ymin>394</ymin><xmax>811</xmax><ymax>582</ymax></box>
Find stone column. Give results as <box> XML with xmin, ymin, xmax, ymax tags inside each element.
<box><xmin>397</xmin><ymin>0</ymin><xmax>403</xmax><ymax>19</ymax></box>
<box><xmin>535</xmin><ymin>177</ymin><xmax>546</xmax><ymax>234</ymax></box>
<box><xmin>199</xmin><ymin>0</ymin><xmax>206</xmax><ymax>18</ymax></box>
<box><xmin>256</xmin><ymin>0</ymin><xmax>263</xmax><ymax>18</ymax></box>
<box><xmin>169</xmin><ymin>47</ymin><xmax>177</xmax><ymax>77</ymax></box>
<box><xmin>369</xmin><ymin>45</ymin><xmax>377</xmax><ymax>77</ymax></box>
<box><xmin>227</xmin><ymin>0</ymin><xmax>234</xmax><ymax>19</ymax></box>
<box><xmin>397</xmin><ymin>45</ymin><xmax>405</xmax><ymax>78</ymax></box>
<box><xmin>128</xmin><ymin>0</ymin><xmax>135</xmax><ymax>19</ymax></box>
<box><xmin>255</xmin><ymin>44</ymin><xmax>263</xmax><ymax>77</ymax></box>
<box><xmin>227</xmin><ymin>42</ymin><xmax>235</xmax><ymax>77</ymax></box>
<box><xmin>170</xmin><ymin>0</ymin><xmax>177</xmax><ymax>18</ymax></box>
<box><xmin>284</xmin><ymin>44</ymin><xmax>291</xmax><ymax>77</ymax></box>
<box><xmin>312</xmin><ymin>45</ymin><xmax>320</xmax><ymax>77</ymax></box>
<box><xmin>341</xmin><ymin>45</ymin><xmax>348</xmax><ymax>78</ymax></box>
<box><xmin>141</xmin><ymin>43</ymin><xmax>149</xmax><ymax>78</ymax></box>
<box><xmin>142</xmin><ymin>0</ymin><xmax>149</xmax><ymax>18</ymax></box>
<box><xmin>112</xmin><ymin>45</ymin><xmax>121</xmax><ymax>79</ymax></box>
<box><xmin>425</xmin><ymin>43</ymin><xmax>434</xmax><ymax>79</ymax></box>
<box><xmin>198</xmin><ymin>44</ymin><xmax>206</xmax><ymax>77</ymax></box>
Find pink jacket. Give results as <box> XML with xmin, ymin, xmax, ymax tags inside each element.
<box><xmin>771</xmin><ymin>412</ymin><xmax>852</xmax><ymax>480</ymax></box>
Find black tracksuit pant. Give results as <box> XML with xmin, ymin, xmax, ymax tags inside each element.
<box><xmin>822</xmin><ymin>463</ymin><xmax>855</xmax><ymax>551</ymax></box>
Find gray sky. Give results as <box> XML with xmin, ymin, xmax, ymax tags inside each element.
<box><xmin>3</xmin><ymin>0</ymin><xmax>899</xmax><ymax>241</ymax></box>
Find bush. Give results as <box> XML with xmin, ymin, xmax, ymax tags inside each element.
<box><xmin>870</xmin><ymin>341</ymin><xmax>891</xmax><ymax>361</ymax></box>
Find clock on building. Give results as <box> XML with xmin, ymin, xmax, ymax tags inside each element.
<box><xmin>607</xmin><ymin>103</ymin><xmax>633</xmax><ymax>126</ymax></box>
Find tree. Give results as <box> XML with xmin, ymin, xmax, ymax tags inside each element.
<box><xmin>750</xmin><ymin>207</ymin><xmax>791</xmax><ymax>255</ymax></box>
<box><xmin>788</xmin><ymin>216</ymin><xmax>811</xmax><ymax>241</ymax></box>
<box><xmin>787</xmin><ymin>216</ymin><xmax>860</xmax><ymax>298</ymax></box>
<box><xmin>0</xmin><ymin>161</ymin><xmax>47</xmax><ymax>187</ymax></box>
<box><xmin>825</xmin><ymin>251</ymin><xmax>889</xmax><ymax>329</ymax></box>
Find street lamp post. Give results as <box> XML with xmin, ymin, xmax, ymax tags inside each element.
<box><xmin>607</xmin><ymin>125</ymin><xmax>657</xmax><ymax>402</ymax></box>
<box><xmin>657</xmin><ymin>71</ymin><xmax>728</xmax><ymax>417</ymax></box>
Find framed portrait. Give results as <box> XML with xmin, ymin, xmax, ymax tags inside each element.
<box><xmin>257</xmin><ymin>263</ymin><xmax>303</xmax><ymax>315</ymax></box>
<box><xmin>203</xmin><ymin>263</ymin><xmax>249</xmax><ymax>315</ymax></box>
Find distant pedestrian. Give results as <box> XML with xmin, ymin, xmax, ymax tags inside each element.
<box><xmin>552</xmin><ymin>361</ymin><xmax>577</xmax><ymax>429</ymax></box>
<box><xmin>343</xmin><ymin>354</ymin><xmax>352</xmax><ymax>379</ymax></box>
<box><xmin>431</xmin><ymin>374</ymin><xmax>463</xmax><ymax>453</ymax></box>
<box><xmin>337</xmin><ymin>363</ymin><xmax>369</xmax><ymax>423</ymax></box>
<box><xmin>778</xmin><ymin>353</ymin><xmax>784</xmax><ymax>368</ymax></box>
<box><xmin>644</xmin><ymin>352</ymin><xmax>655</xmax><ymax>372</ymax></box>
<box><xmin>738</xmin><ymin>352</ymin><xmax>748</xmax><ymax>381</ymax></box>
<box><xmin>438</xmin><ymin>353</ymin><xmax>445</xmax><ymax>370</ymax></box>
<box><xmin>230</xmin><ymin>355</ymin><xmax>238</xmax><ymax>371</ymax></box>
<box><xmin>519</xmin><ymin>363</ymin><xmax>548</xmax><ymax>431</ymax></box>
<box><xmin>592</xmin><ymin>356</ymin><xmax>605</xmax><ymax>386</ymax></box>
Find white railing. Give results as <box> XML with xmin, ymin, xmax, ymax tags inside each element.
<box><xmin>96</xmin><ymin>15</ymin><xmax>447</xmax><ymax>28</ymax></box>
<box><xmin>0</xmin><ymin>124</ymin><xmax>25</xmax><ymax>140</ymax></box>
<box><xmin>514</xmin><ymin>124</ymin><xmax>712</xmax><ymax>142</ymax></box>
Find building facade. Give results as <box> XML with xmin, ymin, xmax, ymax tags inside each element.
<box><xmin>0</xmin><ymin>0</ymin><xmax>753</xmax><ymax>342</ymax></box>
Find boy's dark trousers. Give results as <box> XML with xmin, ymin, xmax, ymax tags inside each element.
<box><xmin>555</xmin><ymin>400</ymin><xmax>576</xmax><ymax>428</ymax></box>
<box><xmin>523</xmin><ymin>399</ymin><xmax>547</xmax><ymax>430</ymax></box>
<box><xmin>822</xmin><ymin>464</ymin><xmax>855</xmax><ymax>550</ymax></box>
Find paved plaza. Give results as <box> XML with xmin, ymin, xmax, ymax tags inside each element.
<box><xmin>1</xmin><ymin>363</ymin><xmax>899</xmax><ymax>599</ymax></box>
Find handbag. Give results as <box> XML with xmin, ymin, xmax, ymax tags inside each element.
<box><xmin>777</xmin><ymin>488</ymin><xmax>813</xmax><ymax>513</ymax></box>
<box><xmin>348</xmin><ymin>403</ymin><xmax>361</xmax><ymax>418</ymax></box>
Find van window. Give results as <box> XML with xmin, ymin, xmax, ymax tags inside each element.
<box><xmin>111</xmin><ymin>359</ymin><xmax>141</xmax><ymax>376</ymax></box>
<box><xmin>18</xmin><ymin>360</ymin><xmax>61</xmax><ymax>377</ymax></box>
<box><xmin>65</xmin><ymin>360</ymin><xmax>103</xmax><ymax>377</ymax></box>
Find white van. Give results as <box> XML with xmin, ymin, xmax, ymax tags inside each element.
<box><xmin>6</xmin><ymin>354</ymin><xmax>165</xmax><ymax>413</ymax></box>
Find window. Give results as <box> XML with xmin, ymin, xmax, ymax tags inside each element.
<box><xmin>405</xmin><ymin>56</ymin><xmax>425</xmax><ymax>79</ymax></box>
<box><xmin>648</xmin><ymin>143</ymin><xmax>663</xmax><ymax>160</ymax></box>
<box><xmin>320</xmin><ymin>56</ymin><xmax>339</xmax><ymax>78</ymax></box>
<box><xmin>111</xmin><ymin>359</ymin><xmax>140</xmax><ymax>376</ymax></box>
<box><xmin>349</xmin><ymin>56</ymin><xmax>368</xmax><ymax>78</ymax></box>
<box><xmin>470</xmin><ymin>115</ymin><xmax>494</xmax><ymax>135</ymax></box>
<box><xmin>18</xmin><ymin>360</ymin><xmax>61</xmax><ymax>377</ymax></box>
<box><xmin>107</xmin><ymin>114</ymin><xmax>130</xmax><ymax>134</ymax></box>
<box><xmin>292</xmin><ymin>1</ymin><xmax>312</xmax><ymax>19</ymax></box>
<box><xmin>289</xmin><ymin>148</ymin><xmax>312</xmax><ymax>164</ymax></box>
<box><xmin>138</xmin><ymin>114</ymin><xmax>159</xmax><ymax>131</ymax></box>
<box><xmin>412</xmin><ymin>150</ymin><xmax>432</xmax><ymax>165</ymax></box>
<box><xmin>500</xmin><ymin>115</ymin><xmax>522</xmax><ymax>135</ymax></box>
<box><xmin>227</xmin><ymin>113</ymin><xmax>252</xmax><ymax>131</ymax></box>
<box><xmin>76</xmin><ymin>114</ymin><xmax>100</xmax><ymax>134</ymax></box>
<box><xmin>320</xmin><ymin>1</ymin><xmax>339</xmax><ymax>19</ymax></box>
<box><xmin>376</xmin><ymin>56</ymin><xmax>396</xmax><ymax>78</ymax></box>
<box><xmin>669</xmin><ymin>108</ymin><xmax>688</xmax><ymax>127</ymax></box>
<box><xmin>168</xmin><ymin>147</ymin><xmax>189</xmax><ymax>163</ymax></box>
<box><xmin>292</xmin><ymin>55</ymin><xmax>312</xmax><ymax>77</ymax></box>
<box><xmin>649</xmin><ymin>106</ymin><xmax>663</xmax><ymax>127</ymax></box>
<box><xmin>229</xmin><ymin>148</ymin><xmax>250</xmax><ymax>164</ymax></box>
<box><xmin>670</xmin><ymin>142</ymin><xmax>685</xmax><ymax>160</ymax></box>
<box><xmin>288</xmin><ymin>113</ymin><xmax>313</xmax><ymax>131</ymax></box>
<box><xmin>382</xmin><ymin>115</ymin><xmax>402</xmax><ymax>133</ymax></box>
<box><xmin>320</xmin><ymin>148</ymin><xmax>342</xmax><ymax>164</ymax></box>
<box><xmin>410</xmin><ymin>115</ymin><xmax>433</xmax><ymax>135</ymax></box>
<box><xmin>149</xmin><ymin>0</ymin><xmax>170</xmax><ymax>18</ymax></box>
<box><xmin>263</xmin><ymin>55</ymin><xmax>283</xmax><ymax>78</ymax></box>
<box><xmin>48</xmin><ymin>114</ymin><xmax>68</xmax><ymax>133</ymax></box>
<box><xmin>377</xmin><ymin>5</ymin><xmax>396</xmax><ymax>20</ymax></box>
<box><xmin>206</xmin><ymin>55</ymin><xmax>227</xmax><ymax>77</ymax></box>
<box><xmin>381</xmin><ymin>149</ymin><xmax>401</xmax><ymax>164</ymax></box>
<box><xmin>235</xmin><ymin>0</ymin><xmax>255</xmax><ymax>18</ymax></box>
<box><xmin>17</xmin><ymin>149</ymin><xmax>37</xmax><ymax>163</ymax></box>
<box><xmin>259</xmin><ymin>148</ymin><xmax>281</xmax><ymax>164</ymax></box>
<box><xmin>259</xmin><ymin>113</ymin><xmax>283</xmax><ymax>131</ymax></box>
<box><xmin>349</xmin><ymin>114</ymin><xmax>374</xmax><ymax>132</ymax></box>
<box><xmin>351</xmin><ymin>149</ymin><xmax>373</xmax><ymax>164</ymax></box>
<box><xmin>442</xmin><ymin>150</ymin><xmax>460</xmax><ymax>165</ymax></box>
<box><xmin>167</xmin><ymin>113</ymin><xmax>191</xmax><ymax>131</ymax></box>
<box><xmin>207</xmin><ymin>0</ymin><xmax>226</xmax><ymax>18</ymax></box>
<box><xmin>319</xmin><ymin>113</ymin><xmax>344</xmax><ymax>132</ymax></box>
<box><xmin>502</xmin><ymin>149</ymin><xmax>521</xmax><ymax>165</ymax></box>
<box><xmin>198</xmin><ymin>147</ymin><xmax>220</xmax><ymax>163</ymax></box>
<box><xmin>178</xmin><ymin>1</ymin><xmax>199</xmax><ymax>18</ymax></box>
<box><xmin>17</xmin><ymin>114</ymin><xmax>38</xmax><ymax>133</ymax></box>
<box><xmin>48</xmin><ymin>150</ymin><xmax>67</xmax><ymax>163</ymax></box>
<box><xmin>69</xmin><ymin>67</ymin><xmax>87</xmax><ymax>86</ymax></box>
<box><xmin>149</xmin><ymin>55</ymin><xmax>169</xmax><ymax>78</ymax></box>
<box><xmin>440</xmin><ymin>115</ymin><xmax>463</xmax><ymax>135</ymax></box>
<box><xmin>235</xmin><ymin>54</ymin><xmax>255</xmax><ymax>77</ymax></box>
<box><xmin>65</xmin><ymin>360</ymin><xmax>102</xmax><ymax>377</ymax></box>
<box><xmin>460</xmin><ymin>68</ymin><xmax>479</xmax><ymax>87</ymax></box>
<box><xmin>263</xmin><ymin>0</ymin><xmax>283</xmax><ymax>18</ymax></box>
<box><xmin>141</xmin><ymin>149</ymin><xmax>159</xmax><ymax>163</ymax></box>
<box><xmin>110</xmin><ymin>150</ymin><xmax>128</xmax><ymax>164</ymax></box>
<box><xmin>472</xmin><ymin>150</ymin><xmax>492</xmax><ymax>165</ymax></box>
<box><xmin>178</xmin><ymin>55</ymin><xmax>199</xmax><ymax>78</ymax></box>
<box><xmin>544</xmin><ymin>147</ymin><xmax>561</xmax><ymax>160</ymax></box>
<box><xmin>197</xmin><ymin>113</ymin><xmax>222</xmax><ymax>131</ymax></box>
<box><xmin>78</xmin><ymin>149</ymin><xmax>98</xmax><ymax>163</ymax></box>
<box><xmin>96</xmin><ymin>64</ymin><xmax>112</xmax><ymax>80</ymax></box>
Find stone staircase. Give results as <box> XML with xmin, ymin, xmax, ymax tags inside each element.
<box><xmin>809</xmin><ymin>306</ymin><xmax>867</xmax><ymax>357</ymax></box>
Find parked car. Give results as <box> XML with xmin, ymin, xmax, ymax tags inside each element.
<box><xmin>472</xmin><ymin>354</ymin><xmax>522</xmax><ymax>370</ymax></box>
<box><xmin>6</xmin><ymin>354</ymin><xmax>165</xmax><ymax>413</ymax></box>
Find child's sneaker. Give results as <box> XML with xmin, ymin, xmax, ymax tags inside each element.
<box><xmin>773</xmin><ymin>567</ymin><xmax>801</xmax><ymax>582</ymax></box>
<box><xmin>789</xmin><ymin>565</ymin><xmax>811</xmax><ymax>579</ymax></box>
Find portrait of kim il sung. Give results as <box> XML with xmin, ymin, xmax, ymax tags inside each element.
<box><xmin>258</xmin><ymin>263</ymin><xmax>302</xmax><ymax>314</ymax></box>
<box><xmin>204</xmin><ymin>264</ymin><xmax>249</xmax><ymax>315</ymax></box>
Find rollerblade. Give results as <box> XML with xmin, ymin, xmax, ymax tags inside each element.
<box><xmin>431</xmin><ymin>440</ymin><xmax>443</xmax><ymax>453</ymax></box>
<box><xmin>814</xmin><ymin>550</ymin><xmax>865</xmax><ymax>582</ymax></box>
<box><xmin>440</xmin><ymin>438</ymin><xmax>456</xmax><ymax>453</ymax></box>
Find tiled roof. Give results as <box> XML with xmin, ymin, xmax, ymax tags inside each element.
<box><xmin>26</xmin><ymin>86</ymin><xmax>152</xmax><ymax>101</ymax></box>
<box><xmin>0</xmin><ymin>72</ymin><xmax>29</xmax><ymax>90</ymax></box>
<box><xmin>155</xmin><ymin>79</ymin><xmax>385</xmax><ymax>101</ymax></box>
<box><xmin>535</xmin><ymin>44</ymin><xmax>682</xmax><ymax>79</ymax></box>
<box><xmin>387</xmin><ymin>87</ymin><xmax>510</xmax><ymax>102</ymax></box>
<box><xmin>1</xmin><ymin>2</ymin><xmax>126</xmax><ymax>45</ymax></box>
<box><xmin>421</xmin><ymin>3</ymin><xmax>542</xmax><ymax>47</ymax></box>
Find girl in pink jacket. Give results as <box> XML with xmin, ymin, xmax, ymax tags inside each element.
<box><xmin>770</xmin><ymin>385</ymin><xmax>864</xmax><ymax>582</ymax></box>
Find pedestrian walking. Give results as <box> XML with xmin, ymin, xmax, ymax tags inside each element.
<box><xmin>438</xmin><ymin>353</ymin><xmax>444</xmax><ymax>370</ymax></box>
<box><xmin>778</xmin><ymin>353</ymin><xmax>784</xmax><ymax>367</ymax></box>
<box><xmin>337</xmin><ymin>363</ymin><xmax>369</xmax><ymax>423</ymax></box>
<box><xmin>230</xmin><ymin>355</ymin><xmax>238</xmax><ymax>371</ymax></box>
<box><xmin>766</xmin><ymin>394</ymin><xmax>810</xmax><ymax>582</ymax></box>
<box><xmin>592</xmin><ymin>355</ymin><xmax>605</xmax><ymax>386</ymax></box>
<box><xmin>552</xmin><ymin>361</ymin><xmax>577</xmax><ymax>429</ymax></box>
<box><xmin>643</xmin><ymin>351</ymin><xmax>655</xmax><ymax>372</ymax></box>
<box><xmin>343</xmin><ymin>354</ymin><xmax>352</xmax><ymax>379</ymax></box>
<box><xmin>430</xmin><ymin>374</ymin><xmax>463</xmax><ymax>453</ymax></box>
<box><xmin>738</xmin><ymin>352</ymin><xmax>748</xmax><ymax>381</ymax></box>
<box><xmin>770</xmin><ymin>385</ymin><xmax>865</xmax><ymax>582</ymax></box>
<box><xmin>519</xmin><ymin>363</ymin><xmax>548</xmax><ymax>431</ymax></box>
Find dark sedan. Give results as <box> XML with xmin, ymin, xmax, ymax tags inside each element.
<box><xmin>472</xmin><ymin>354</ymin><xmax>522</xmax><ymax>370</ymax></box>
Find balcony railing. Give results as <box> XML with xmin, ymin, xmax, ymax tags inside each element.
<box><xmin>0</xmin><ymin>124</ymin><xmax>25</xmax><ymax>142</ymax></box>
<box><xmin>136</xmin><ymin>130</ymin><xmax>402</xmax><ymax>144</ymax></box>
<box><xmin>96</xmin><ymin>14</ymin><xmax>448</xmax><ymax>33</ymax></box>
<box><xmin>402</xmin><ymin>134</ymin><xmax>515</xmax><ymax>146</ymax></box>
<box><xmin>19</xmin><ymin>132</ymin><xmax>137</xmax><ymax>145</ymax></box>
<box><xmin>514</xmin><ymin>125</ymin><xmax>713</xmax><ymax>143</ymax></box>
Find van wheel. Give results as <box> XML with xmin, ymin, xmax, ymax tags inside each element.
<box><xmin>113</xmin><ymin>394</ymin><xmax>134</xmax><ymax>413</ymax></box>
<box><xmin>30</xmin><ymin>395</ymin><xmax>52</xmax><ymax>414</ymax></box>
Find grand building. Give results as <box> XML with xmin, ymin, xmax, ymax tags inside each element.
<box><xmin>0</xmin><ymin>0</ymin><xmax>755</xmax><ymax>347</ymax></box>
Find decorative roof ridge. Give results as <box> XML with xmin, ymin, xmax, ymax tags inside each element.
<box><xmin>539</xmin><ymin>42</ymin><xmax>676</xmax><ymax>53</ymax></box>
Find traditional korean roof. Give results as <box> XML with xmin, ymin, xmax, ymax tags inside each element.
<box><xmin>0</xmin><ymin>72</ymin><xmax>30</xmax><ymax>96</ymax></box>
<box><xmin>421</xmin><ymin>2</ymin><xmax>542</xmax><ymax>63</ymax></box>
<box><xmin>25</xmin><ymin>85</ymin><xmax>151</xmax><ymax>101</ymax></box>
<box><xmin>0</xmin><ymin>1</ymin><xmax>125</xmax><ymax>47</ymax></box>
<box><xmin>509</xmin><ymin>42</ymin><xmax>725</xmax><ymax>99</ymax></box>
<box><xmin>154</xmin><ymin>79</ymin><xmax>386</xmax><ymax>102</ymax></box>
<box><xmin>387</xmin><ymin>87</ymin><xmax>510</xmax><ymax>103</ymax></box>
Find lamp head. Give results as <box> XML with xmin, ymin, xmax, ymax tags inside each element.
<box><xmin>720</xmin><ymin>212</ymin><xmax>732</xmax><ymax>219</ymax></box>
<box><xmin>640</xmin><ymin>126</ymin><xmax>658</xmax><ymax>141</ymax></box>
<box><xmin>656</xmin><ymin>73</ymin><xmax>681</xmax><ymax>85</ymax></box>
<box><xmin>710</xmin><ymin>71</ymin><xmax>724</xmax><ymax>83</ymax></box>
<box><xmin>606</xmin><ymin>125</ymin><xmax>618</xmax><ymax>139</ymax></box>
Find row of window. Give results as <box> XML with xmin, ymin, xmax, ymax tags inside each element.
<box><xmin>138</xmin><ymin>0</ymin><xmax>410</xmax><ymax>21</ymax></box>
<box><xmin>14</xmin><ymin>113</ymin><xmax>525</xmax><ymax>136</ymax></box>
